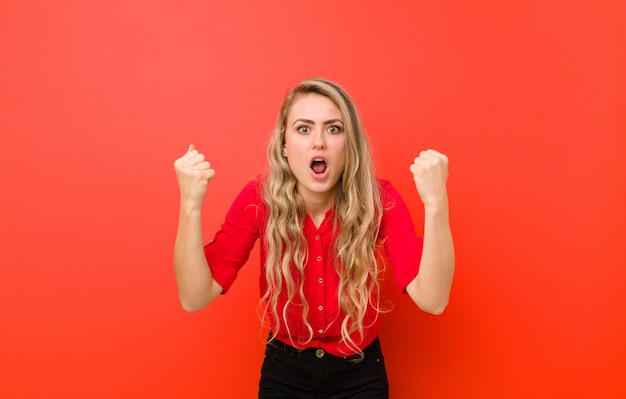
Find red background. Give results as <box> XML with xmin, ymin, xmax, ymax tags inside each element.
<box><xmin>1</xmin><ymin>1</ymin><xmax>625</xmax><ymax>398</ymax></box>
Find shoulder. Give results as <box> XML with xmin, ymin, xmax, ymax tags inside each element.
<box><xmin>228</xmin><ymin>176</ymin><xmax>267</xmax><ymax>221</ymax></box>
<box><xmin>376</xmin><ymin>178</ymin><xmax>404</xmax><ymax>208</ymax></box>
<box><xmin>376</xmin><ymin>178</ymin><xmax>394</xmax><ymax>193</ymax></box>
<box><xmin>239</xmin><ymin>175</ymin><xmax>264</xmax><ymax>201</ymax></box>
<box><xmin>376</xmin><ymin>178</ymin><xmax>418</xmax><ymax>236</ymax></box>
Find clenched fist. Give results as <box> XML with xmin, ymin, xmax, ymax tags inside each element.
<box><xmin>173</xmin><ymin>144</ymin><xmax>215</xmax><ymax>208</ymax></box>
<box><xmin>410</xmin><ymin>149</ymin><xmax>449</xmax><ymax>208</ymax></box>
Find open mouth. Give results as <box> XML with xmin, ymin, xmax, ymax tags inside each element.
<box><xmin>311</xmin><ymin>158</ymin><xmax>328</xmax><ymax>175</ymax></box>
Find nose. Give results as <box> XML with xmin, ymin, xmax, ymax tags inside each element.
<box><xmin>312</xmin><ymin>129</ymin><xmax>326</xmax><ymax>150</ymax></box>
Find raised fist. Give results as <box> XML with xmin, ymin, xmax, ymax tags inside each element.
<box><xmin>173</xmin><ymin>144</ymin><xmax>215</xmax><ymax>207</ymax></box>
<box><xmin>410</xmin><ymin>149</ymin><xmax>449</xmax><ymax>208</ymax></box>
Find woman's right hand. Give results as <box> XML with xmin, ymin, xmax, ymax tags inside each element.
<box><xmin>173</xmin><ymin>144</ymin><xmax>215</xmax><ymax>208</ymax></box>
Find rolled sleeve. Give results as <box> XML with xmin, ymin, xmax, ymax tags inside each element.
<box><xmin>379</xmin><ymin>180</ymin><xmax>423</xmax><ymax>291</ymax></box>
<box><xmin>204</xmin><ymin>178</ymin><xmax>264</xmax><ymax>294</ymax></box>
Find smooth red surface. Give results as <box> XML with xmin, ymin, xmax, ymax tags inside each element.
<box><xmin>1</xmin><ymin>1</ymin><xmax>624</xmax><ymax>398</ymax></box>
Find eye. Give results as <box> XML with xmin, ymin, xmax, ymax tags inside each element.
<box><xmin>297</xmin><ymin>125</ymin><xmax>310</xmax><ymax>134</ymax></box>
<box><xmin>328</xmin><ymin>125</ymin><xmax>343</xmax><ymax>134</ymax></box>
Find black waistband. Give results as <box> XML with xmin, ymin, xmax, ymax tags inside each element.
<box><xmin>267</xmin><ymin>336</ymin><xmax>381</xmax><ymax>361</ymax></box>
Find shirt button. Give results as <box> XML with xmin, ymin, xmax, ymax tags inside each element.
<box><xmin>318</xmin><ymin>278</ymin><xmax>323</xmax><ymax>284</ymax></box>
<box><xmin>318</xmin><ymin>329</ymin><xmax>324</xmax><ymax>334</ymax></box>
<box><xmin>318</xmin><ymin>306</ymin><xmax>324</xmax><ymax>311</ymax></box>
<box><xmin>317</xmin><ymin>256</ymin><xmax>322</xmax><ymax>261</ymax></box>
<box><xmin>315</xmin><ymin>235</ymin><xmax>320</xmax><ymax>240</ymax></box>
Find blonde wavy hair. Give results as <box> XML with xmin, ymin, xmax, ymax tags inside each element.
<box><xmin>261</xmin><ymin>78</ymin><xmax>384</xmax><ymax>357</ymax></box>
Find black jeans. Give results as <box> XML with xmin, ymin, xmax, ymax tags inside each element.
<box><xmin>258</xmin><ymin>337</ymin><xmax>389</xmax><ymax>399</ymax></box>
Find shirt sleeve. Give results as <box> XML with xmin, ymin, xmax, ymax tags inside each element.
<box><xmin>379</xmin><ymin>179</ymin><xmax>423</xmax><ymax>291</ymax></box>
<box><xmin>204</xmin><ymin>178</ymin><xmax>264</xmax><ymax>294</ymax></box>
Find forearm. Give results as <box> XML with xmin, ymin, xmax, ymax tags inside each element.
<box><xmin>173</xmin><ymin>202</ymin><xmax>222</xmax><ymax>311</ymax></box>
<box><xmin>406</xmin><ymin>200</ymin><xmax>455</xmax><ymax>314</ymax></box>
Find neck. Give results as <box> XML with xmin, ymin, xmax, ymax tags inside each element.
<box><xmin>299</xmin><ymin>189</ymin><xmax>337</xmax><ymax>228</ymax></box>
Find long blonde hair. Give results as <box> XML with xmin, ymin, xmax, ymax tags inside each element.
<box><xmin>261</xmin><ymin>78</ymin><xmax>383</xmax><ymax>356</ymax></box>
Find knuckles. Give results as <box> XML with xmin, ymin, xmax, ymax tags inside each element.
<box><xmin>413</xmin><ymin>151</ymin><xmax>449</xmax><ymax>168</ymax></box>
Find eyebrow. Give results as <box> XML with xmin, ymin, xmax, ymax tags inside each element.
<box><xmin>292</xmin><ymin>118</ymin><xmax>344</xmax><ymax>126</ymax></box>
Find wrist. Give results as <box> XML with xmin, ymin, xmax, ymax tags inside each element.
<box><xmin>179</xmin><ymin>198</ymin><xmax>203</xmax><ymax>217</ymax></box>
<box><xmin>423</xmin><ymin>197</ymin><xmax>449</xmax><ymax>215</ymax></box>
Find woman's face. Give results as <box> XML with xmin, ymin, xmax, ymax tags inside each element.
<box><xmin>283</xmin><ymin>93</ymin><xmax>347</xmax><ymax>205</ymax></box>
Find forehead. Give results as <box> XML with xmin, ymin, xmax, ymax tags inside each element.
<box><xmin>287</xmin><ymin>93</ymin><xmax>342</xmax><ymax>121</ymax></box>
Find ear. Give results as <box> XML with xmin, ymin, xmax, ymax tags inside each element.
<box><xmin>282</xmin><ymin>148</ymin><xmax>287</xmax><ymax>158</ymax></box>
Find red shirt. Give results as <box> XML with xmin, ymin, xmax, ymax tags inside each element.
<box><xmin>204</xmin><ymin>177</ymin><xmax>423</xmax><ymax>357</ymax></box>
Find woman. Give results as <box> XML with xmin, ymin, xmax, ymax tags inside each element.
<box><xmin>173</xmin><ymin>78</ymin><xmax>454</xmax><ymax>398</ymax></box>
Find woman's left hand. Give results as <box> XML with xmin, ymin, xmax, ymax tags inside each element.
<box><xmin>410</xmin><ymin>149</ymin><xmax>449</xmax><ymax>208</ymax></box>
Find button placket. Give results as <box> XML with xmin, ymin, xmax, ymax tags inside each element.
<box><xmin>315</xmin><ymin>250</ymin><xmax>324</xmax><ymax>336</ymax></box>
<box><xmin>307</xmin><ymin>221</ymin><xmax>328</xmax><ymax>340</ymax></box>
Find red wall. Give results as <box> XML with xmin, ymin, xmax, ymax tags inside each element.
<box><xmin>1</xmin><ymin>1</ymin><xmax>625</xmax><ymax>397</ymax></box>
